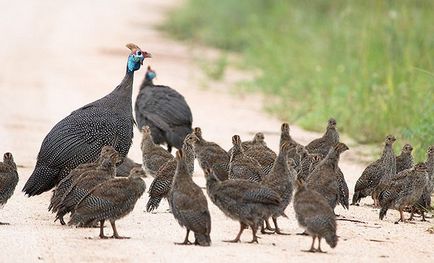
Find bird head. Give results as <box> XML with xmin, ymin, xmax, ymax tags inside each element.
<box><xmin>327</xmin><ymin>118</ymin><xmax>337</xmax><ymax>129</ymax></box>
<box><xmin>253</xmin><ymin>132</ymin><xmax>265</xmax><ymax>143</ymax></box>
<box><xmin>232</xmin><ymin>135</ymin><xmax>241</xmax><ymax>146</ymax></box>
<box><xmin>385</xmin><ymin>135</ymin><xmax>396</xmax><ymax>145</ymax></box>
<box><xmin>3</xmin><ymin>152</ymin><xmax>13</xmax><ymax>162</ymax></box>
<box><xmin>193</xmin><ymin>127</ymin><xmax>203</xmax><ymax>139</ymax></box>
<box><xmin>281</xmin><ymin>123</ymin><xmax>290</xmax><ymax>134</ymax></box>
<box><xmin>427</xmin><ymin>145</ymin><xmax>434</xmax><ymax>157</ymax></box>
<box><xmin>145</xmin><ymin>66</ymin><xmax>157</xmax><ymax>81</ymax></box>
<box><xmin>129</xmin><ymin>167</ymin><xmax>146</xmax><ymax>178</ymax></box>
<box><xmin>414</xmin><ymin>162</ymin><xmax>428</xmax><ymax>172</ymax></box>
<box><xmin>184</xmin><ymin>133</ymin><xmax>199</xmax><ymax>146</ymax></box>
<box><xmin>126</xmin><ymin>43</ymin><xmax>151</xmax><ymax>73</ymax></box>
<box><xmin>402</xmin><ymin>144</ymin><xmax>413</xmax><ymax>154</ymax></box>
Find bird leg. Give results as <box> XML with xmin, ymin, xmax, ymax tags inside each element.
<box><xmin>59</xmin><ymin>217</ymin><xmax>66</xmax><ymax>226</ymax></box>
<box><xmin>272</xmin><ymin>217</ymin><xmax>290</xmax><ymax>235</ymax></box>
<box><xmin>261</xmin><ymin>219</ymin><xmax>275</xmax><ymax>234</ymax></box>
<box><xmin>175</xmin><ymin>229</ymin><xmax>192</xmax><ymax>245</ymax></box>
<box><xmin>316</xmin><ymin>237</ymin><xmax>325</xmax><ymax>253</ymax></box>
<box><xmin>224</xmin><ymin>223</ymin><xmax>246</xmax><ymax>243</ymax></box>
<box><xmin>248</xmin><ymin>223</ymin><xmax>259</xmax><ymax>244</ymax></box>
<box><xmin>296</xmin><ymin>230</ymin><xmax>308</xmax><ymax>236</ymax></box>
<box><xmin>303</xmin><ymin>236</ymin><xmax>316</xmax><ymax>253</ymax></box>
<box><xmin>167</xmin><ymin>145</ymin><xmax>172</xmax><ymax>153</ymax></box>
<box><xmin>110</xmin><ymin>220</ymin><xmax>130</xmax><ymax>239</ymax></box>
<box><xmin>421</xmin><ymin>212</ymin><xmax>429</xmax><ymax>222</ymax></box>
<box><xmin>99</xmin><ymin>220</ymin><xmax>108</xmax><ymax>239</ymax></box>
<box><xmin>408</xmin><ymin>207</ymin><xmax>415</xmax><ymax>221</ymax></box>
<box><xmin>395</xmin><ymin>209</ymin><xmax>406</xmax><ymax>224</ymax></box>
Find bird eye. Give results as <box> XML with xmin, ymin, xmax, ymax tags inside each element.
<box><xmin>137</xmin><ymin>51</ymin><xmax>142</xmax><ymax>56</ymax></box>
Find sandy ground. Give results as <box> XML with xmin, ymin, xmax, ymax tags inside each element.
<box><xmin>0</xmin><ymin>0</ymin><xmax>433</xmax><ymax>262</ymax></box>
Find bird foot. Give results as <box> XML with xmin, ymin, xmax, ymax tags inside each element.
<box><xmin>175</xmin><ymin>240</ymin><xmax>192</xmax><ymax>245</ymax></box>
<box><xmin>274</xmin><ymin>229</ymin><xmax>291</xmax><ymax>235</ymax></box>
<box><xmin>315</xmin><ymin>248</ymin><xmax>326</xmax><ymax>253</ymax></box>
<box><xmin>421</xmin><ymin>218</ymin><xmax>429</xmax><ymax>222</ymax></box>
<box><xmin>248</xmin><ymin>238</ymin><xmax>259</xmax><ymax>244</ymax></box>
<box><xmin>0</xmin><ymin>222</ymin><xmax>10</xmax><ymax>225</ymax></box>
<box><xmin>111</xmin><ymin>235</ymin><xmax>130</xmax><ymax>239</ymax></box>
<box><xmin>223</xmin><ymin>239</ymin><xmax>240</xmax><ymax>243</ymax></box>
<box><xmin>296</xmin><ymin>231</ymin><xmax>309</xmax><ymax>236</ymax></box>
<box><xmin>261</xmin><ymin>230</ymin><xmax>276</xmax><ymax>235</ymax></box>
<box><xmin>302</xmin><ymin>249</ymin><xmax>316</xmax><ymax>253</ymax></box>
<box><xmin>99</xmin><ymin>235</ymin><xmax>109</xmax><ymax>239</ymax></box>
<box><xmin>59</xmin><ymin>218</ymin><xmax>66</xmax><ymax>226</ymax></box>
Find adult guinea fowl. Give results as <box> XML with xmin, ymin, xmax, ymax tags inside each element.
<box><xmin>135</xmin><ymin>66</ymin><xmax>193</xmax><ymax>153</ymax></box>
<box><xmin>23</xmin><ymin>44</ymin><xmax>150</xmax><ymax>197</ymax></box>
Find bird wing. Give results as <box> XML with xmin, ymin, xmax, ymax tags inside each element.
<box><xmin>337</xmin><ymin>168</ymin><xmax>349</xmax><ymax>209</ymax></box>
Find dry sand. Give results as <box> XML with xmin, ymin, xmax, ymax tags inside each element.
<box><xmin>0</xmin><ymin>0</ymin><xmax>433</xmax><ymax>262</ymax></box>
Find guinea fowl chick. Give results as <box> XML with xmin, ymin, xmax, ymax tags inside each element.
<box><xmin>294</xmin><ymin>179</ymin><xmax>338</xmax><ymax>253</ymax></box>
<box><xmin>306</xmin><ymin>143</ymin><xmax>349</xmax><ymax>211</ymax></box>
<box><xmin>55</xmin><ymin>157</ymin><xmax>117</xmax><ymax>224</ymax></box>
<box><xmin>396</xmin><ymin>144</ymin><xmax>414</xmax><ymax>173</ymax></box>
<box><xmin>0</xmin><ymin>153</ymin><xmax>19</xmax><ymax>225</ymax></box>
<box><xmin>205</xmin><ymin>169</ymin><xmax>281</xmax><ymax>243</ymax></box>
<box><xmin>169</xmin><ymin>150</ymin><xmax>211</xmax><ymax>246</ymax></box>
<box><xmin>116</xmin><ymin>157</ymin><xmax>146</xmax><ymax>177</ymax></box>
<box><xmin>141</xmin><ymin>126</ymin><xmax>174</xmax><ymax>178</ymax></box>
<box><xmin>228</xmin><ymin>135</ymin><xmax>264</xmax><ymax>182</ymax></box>
<box><xmin>244</xmin><ymin>133</ymin><xmax>277</xmax><ymax>176</ymax></box>
<box><xmin>191</xmin><ymin>127</ymin><xmax>229</xmax><ymax>181</ymax></box>
<box><xmin>296</xmin><ymin>145</ymin><xmax>321</xmax><ymax>181</ymax></box>
<box><xmin>305</xmin><ymin>118</ymin><xmax>340</xmax><ymax>158</ymax></box>
<box><xmin>410</xmin><ymin>145</ymin><xmax>434</xmax><ymax>221</ymax></box>
<box><xmin>261</xmin><ymin>142</ymin><xmax>296</xmax><ymax>235</ymax></box>
<box><xmin>372</xmin><ymin>135</ymin><xmax>397</xmax><ymax>207</ymax></box>
<box><xmin>68</xmin><ymin>167</ymin><xmax>146</xmax><ymax>238</ymax></box>
<box><xmin>352</xmin><ymin>135</ymin><xmax>396</xmax><ymax>206</ymax></box>
<box><xmin>379</xmin><ymin>162</ymin><xmax>428</xmax><ymax>224</ymax></box>
<box><xmin>135</xmin><ymin>66</ymin><xmax>193</xmax><ymax>153</ymax></box>
<box><xmin>49</xmin><ymin>146</ymin><xmax>121</xmax><ymax>225</ymax></box>
<box><xmin>228</xmin><ymin>132</ymin><xmax>269</xmax><ymax>154</ymax></box>
<box><xmin>146</xmin><ymin>134</ymin><xmax>195</xmax><ymax>212</ymax></box>
<box><xmin>279</xmin><ymin>123</ymin><xmax>302</xmax><ymax>167</ymax></box>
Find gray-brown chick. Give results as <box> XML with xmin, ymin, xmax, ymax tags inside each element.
<box><xmin>228</xmin><ymin>135</ymin><xmax>264</xmax><ymax>182</ymax></box>
<box><xmin>0</xmin><ymin>153</ymin><xmax>19</xmax><ymax>225</ymax></box>
<box><xmin>68</xmin><ymin>167</ymin><xmax>146</xmax><ymax>238</ymax></box>
<box><xmin>261</xmin><ymin>142</ymin><xmax>296</xmax><ymax>234</ymax></box>
<box><xmin>205</xmin><ymin>169</ymin><xmax>281</xmax><ymax>243</ymax></box>
<box><xmin>305</xmin><ymin>118</ymin><xmax>340</xmax><ymax>158</ymax></box>
<box><xmin>306</xmin><ymin>143</ymin><xmax>349</xmax><ymax>211</ymax></box>
<box><xmin>372</xmin><ymin>135</ymin><xmax>397</xmax><ymax>207</ymax></box>
<box><xmin>410</xmin><ymin>145</ymin><xmax>433</xmax><ymax>221</ymax></box>
<box><xmin>169</xmin><ymin>150</ymin><xmax>211</xmax><ymax>246</ymax></box>
<box><xmin>146</xmin><ymin>134</ymin><xmax>195</xmax><ymax>212</ymax></box>
<box><xmin>279</xmin><ymin>123</ymin><xmax>302</xmax><ymax>166</ymax></box>
<box><xmin>396</xmin><ymin>144</ymin><xmax>413</xmax><ymax>173</ymax></box>
<box><xmin>352</xmin><ymin>135</ymin><xmax>396</xmax><ymax>205</ymax></box>
<box><xmin>191</xmin><ymin>127</ymin><xmax>229</xmax><ymax>181</ymax></box>
<box><xmin>49</xmin><ymin>145</ymin><xmax>121</xmax><ymax>225</ymax></box>
<box><xmin>228</xmin><ymin>132</ymin><xmax>268</xmax><ymax>155</ymax></box>
<box><xmin>293</xmin><ymin>179</ymin><xmax>338</xmax><ymax>253</ymax></box>
<box><xmin>141</xmin><ymin>126</ymin><xmax>174</xmax><ymax>178</ymax></box>
<box><xmin>296</xmin><ymin>145</ymin><xmax>322</xmax><ymax>181</ymax></box>
<box><xmin>244</xmin><ymin>133</ymin><xmax>277</xmax><ymax>176</ymax></box>
<box><xmin>55</xmin><ymin>157</ymin><xmax>117</xmax><ymax>224</ymax></box>
<box><xmin>379</xmin><ymin>162</ymin><xmax>428</xmax><ymax>223</ymax></box>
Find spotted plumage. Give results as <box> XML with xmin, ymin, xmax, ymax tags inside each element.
<box><xmin>0</xmin><ymin>153</ymin><xmax>19</xmax><ymax>225</ymax></box>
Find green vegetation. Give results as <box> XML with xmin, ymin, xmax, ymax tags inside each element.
<box><xmin>163</xmin><ymin>0</ymin><xmax>434</xmax><ymax>160</ymax></box>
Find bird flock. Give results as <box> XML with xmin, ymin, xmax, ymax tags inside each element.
<box><xmin>0</xmin><ymin>43</ymin><xmax>433</xmax><ymax>254</ymax></box>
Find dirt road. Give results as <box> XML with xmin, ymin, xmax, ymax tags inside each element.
<box><xmin>0</xmin><ymin>0</ymin><xmax>433</xmax><ymax>262</ymax></box>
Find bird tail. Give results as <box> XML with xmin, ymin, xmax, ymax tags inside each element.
<box><xmin>325</xmin><ymin>233</ymin><xmax>338</xmax><ymax>248</ymax></box>
<box><xmin>23</xmin><ymin>165</ymin><xmax>60</xmax><ymax>196</ymax></box>
<box><xmin>379</xmin><ymin>207</ymin><xmax>388</xmax><ymax>220</ymax></box>
<box><xmin>351</xmin><ymin>191</ymin><xmax>360</xmax><ymax>205</ymax></box>
<box><xmin>194</xmin><ymin>232</ymin><xmax>211</xmax><ymax>247</ymax></box>
<box><xmin>67</xmin><ymin>212</ymin><xmax>83</xmax><ymax>226</ymax></box>
<box><xmin>146</xmin><ymin>196</ymin><xmax>163</xmax><ymax>212</ymax></box>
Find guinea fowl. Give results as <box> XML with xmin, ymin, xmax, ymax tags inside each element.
<box><xmin>296</xmin><ymin>145</ymin><xmax>321</xmax><ymax>181</ymax></box>
<box><xmin>379</xmin><ymin>162</ymin><xmax>428</xmax><ymax>224</ymax></box>
<box><xmin>0</xmin><ymin>153</ymin><xmax>19</xmax><ymax>225</ymax></box>
<box><xmin>279</xmin><ymin>123</ymin><xmax>302</xmax><ymax>166</ymax></box>
<box><xmin>68</xmin><ymin>167</ymin><xmax>146</xmax><ymax>238</ymax></box>
<box><xmin>135</xmin><ymin>66</ymin><xmax>192</xmax><ymax>153</ymax></box>
<box><xmin>305</xmin><ymin>118</ymin><xmax>340</xmax><ymax>158</ymax></box>
<box><xmin>410</xmin><ymin>145</ymin><xmax>434</xmax><ymax>221</ymax></box>
<box><xmin>55</xmin><ymin>157</ymin><xmax>117</xmax><ymax>224</ymax></box>
<box><xmin>205</xmin><ymin>168</ymin><xmax>281</xmax><ymax>243</ymax></box>
<box><xmin>294</xmin><ymin>179</ymin><xmax>338</xmax><ymax>253</ymax></box>
<box><xmin>352</xmin><ymin>135</ymin><xmax>397</xmax><ymax>206</ymax></box>
<box><xmin>261</xmin><ymin>142</ymin><xmax>296</xmax><ymax>235</ymax></box>
<box><xmin>146</xmin><ymin>134</ymin><xmax>195</xmax><ymax>212</ymax></box>
<box><xmin>372</xmin><ymin>135</ymin><xmax>397</xmax><ymax>207</ymax></box>
<box><xmin>228</xmin><ymin>132</ymin><xmax>270</xmax><ymax>155</ymax></box>
<box><xmin>169</xmin><ymin>150</ymin><xmax>211</xmax><ymax>246</ymax></box>
<box><xmin>140</xmin><ymin>126</ymin><xmax>174</xmax><ymax>178</ymax></box>
<box><xmin>244</xmin><ymin>133</ymin><xmax>277</xmax><ymax>176</ymax></box>
<box><xmin>306</xmin><ymin>143</ymin><xmax>349</xmax><ymax>211</ymax></box>
<box><xmin>396</xmin><ymin>144</ymin><xmax>413</xmax><ymax>173</ymax></box>
<box><xmin>191</xmin><ymin>127</ymin><xmax>229</xmax><ymax>181</ymax></box>
<box><xmin>116</xmin><ymin>157</ymin><xmax>145</xmax><ymax>177</ymax></box>
<box><xmin>228</xmin><ymin>135</ymin><xmax>264</xmax><ymax>182</ymax></box>
<box><xmin>49</xmin><ymin>146</ymin><xmax>121</xmax><ymax>225</ymax></box>
<box><xmin>23</xmin><ymin>44</ymin><xmax>150</xmax><ymax>197</ymax></box>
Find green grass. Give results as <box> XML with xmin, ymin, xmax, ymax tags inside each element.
<box><xmin>163</xmin><ymin>0</ymin><xmax>434</xmax><ymax>160</ymax></box>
